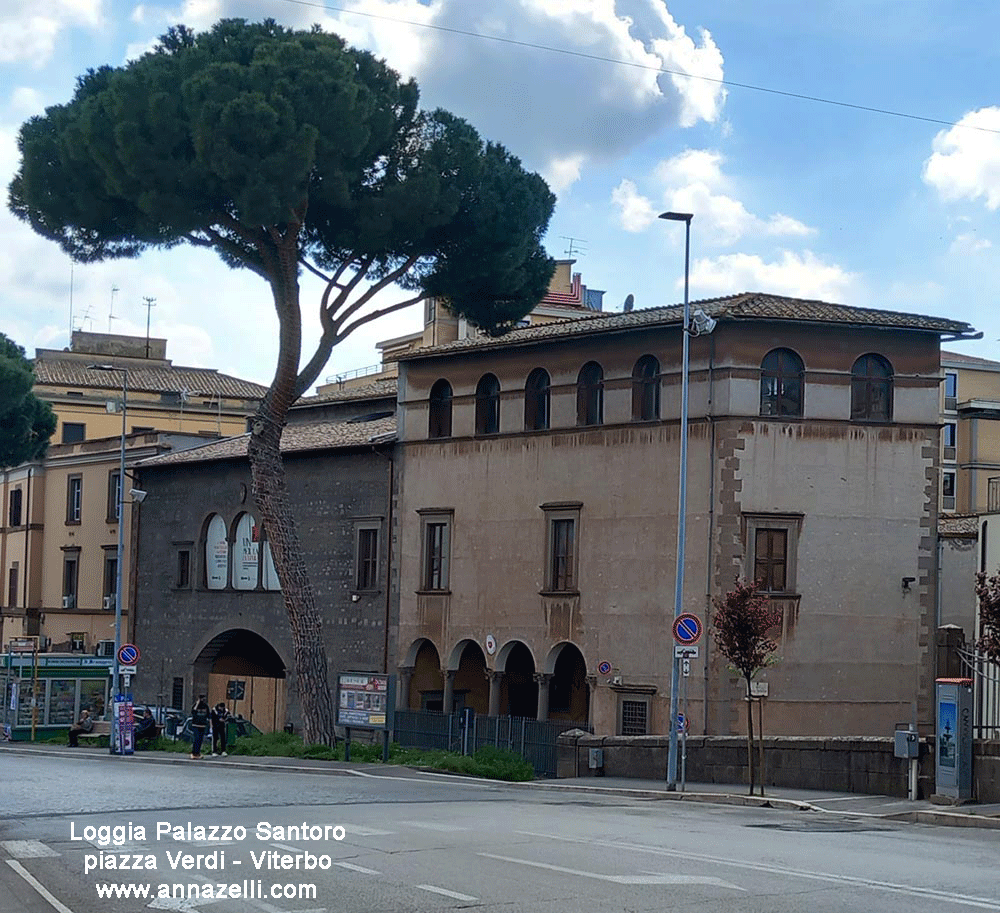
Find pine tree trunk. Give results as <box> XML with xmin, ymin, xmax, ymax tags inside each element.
<box><xmin>745</xmin><ymin>675</ymin><xmax>755</xmax><ymax>796</ymax></box>
<box><xmin>245</xmin><ymin>232</ymin><xmax>337</xmax><ymax>746</ymax></box>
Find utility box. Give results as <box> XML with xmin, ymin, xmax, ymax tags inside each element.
<box><xmin>894</xmin><ymin>729</ymin><xmax>919</xmax><ymax>759</ymax></box>
<box><xmin>588</xmin><ymin>748</ymin><xmax>604</xmax><ymax>770</ymax></box>
<box><xmin>935</xmin><ymin>678</ymin><xmax>974</xmax><ymax>800</ymax></box>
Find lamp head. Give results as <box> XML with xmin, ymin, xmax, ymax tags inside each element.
<box><xmin>690</xmin><ymin>309</ymin><xmax>717</xmax><ymax>336</ymax></box>
<box><xmin>129</xmin><ymin>488</ymin><xmax>148</xmax><ymax>503</ymax></box>
<box><xmin>659</xmin><ymin>211</ymin><xmax>693</xmax><ymax>223</ymax></box>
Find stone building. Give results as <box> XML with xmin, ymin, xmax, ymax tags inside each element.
<box><xmin>392</xmin><ymin>293</ymin><xmax>977</xmax><ymax>738</ymax></box>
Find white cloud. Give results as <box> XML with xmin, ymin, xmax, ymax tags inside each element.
<box><xmin>613</xmin><ymin>148</ymin><xmax>814</xmax><ymax>243</ymax></box>
<box><xmin>0</xmin><ymin>0</ymin><xmax>102</xmax><ymax>66</ymax></box>
<box><xmin>950</xmin><ymin>232</ymin><xmax>992</xmax><ymax>254</ymax></box>
<box><xmin>544</xmin><ymin>154</ymin><xmax>585</xmax><ymax>195</ymax></box>
<box><xmin>923</xmin><ymin>107</ymin><xmax>1000</xmax><ymax>210</ymax></box>
<box><xmin>690</xmin><ymin>250</ymin><xmax>856</xmax><ymax>301</ymax></box>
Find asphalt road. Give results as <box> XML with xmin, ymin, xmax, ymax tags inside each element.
<box><xmin>1</xmin><ymin>747</ymin><xmax>997</xmax><ymax>913</ymax></box>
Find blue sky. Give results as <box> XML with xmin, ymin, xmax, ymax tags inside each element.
<box><xmin>3</xmin><ymin>1</ymin><xmax>999</xmax><ymax>387</ymax></box>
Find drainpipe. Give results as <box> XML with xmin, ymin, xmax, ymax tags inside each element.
<box><xmin>383</xmin><ymin>448</ymin><xmax>394</xmax><ymax>675</ymax></box>
<box><xmin>703</xmin><ymin>333</ymin><xmax>716</xmax><ymax>736</ymax></box>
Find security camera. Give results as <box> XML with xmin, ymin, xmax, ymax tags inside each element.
<box><xmin>129</xmin><ymin>488</ymin><xmax>148</xmax><ymax>503</ymax></box>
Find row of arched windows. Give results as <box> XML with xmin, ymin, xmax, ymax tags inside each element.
<box><xmin>761</xmin><ymin>349</ymin><xmax>893</xmax><ymax>421</ymax></box>
<box><xmin>203</xmin><ymin>512</ymin><xmax>281</xmax><ymax>591</ymax></box>
<box><xmin>428</xmin><ymin>350</ymin><xmax>895</xmax><ymax>438</ymax></box>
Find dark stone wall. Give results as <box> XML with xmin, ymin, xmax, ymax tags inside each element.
<box><xmin>132</xmin><ymin>444</ymin><xmax>393</xmax><ymax>729</ymax></box>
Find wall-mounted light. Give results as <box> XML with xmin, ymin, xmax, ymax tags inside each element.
<box><xmin>901</xmin><ymin>576</ymin><xmax>916</xmax><ymax>591</ymax></box>
<box><xmin>129</xmin><ymin>488</ymin><xmax>148</xmax><ymax>503</ymax></box>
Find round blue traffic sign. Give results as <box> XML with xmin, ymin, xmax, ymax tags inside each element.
<box><xmin>672</xmin><ymin>613</ymin><xmax>703</xmax><ymax>646</ymax></box>
<box><xmin>118</xmin><ymin>643</ymin><xmax>140</xmax><ymax>665</ymax></box>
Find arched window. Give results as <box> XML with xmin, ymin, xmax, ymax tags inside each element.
<box><xmin>475</xmin><ymin>373</ymin><xmax>501</xmax><ymax>436</ymax></box>
<box><xmin>760</xmin><ymin>348</ymin><xmax>805</xmax><ymax>417</ymax></box>
<box><xmin>631</xmin><ymin>355</ymin><xmax>660</xmax><ymax>421</ymax></box>
<box><xmin>204</xmin><ymin>514</ymin><xmax>228</xmax><ymax>590</ymax></box>
<box><xmin>428</xmin><ymin>379</ymin><xmax>453</xmax><ymax>438</ymax></box>
<box><xmin>851</xmin><ymin>354</ymin><xmax>893</xmax><ymax>422</ymax></box>
<box><xmin>577</xmin><ymin>362</ymin><xmax>604</xmax><ymax>426</ymax></box>
<box><xmin>232</xmin><ymin>512</ymin><xmax>260</xmax><ymax>590</ymax></box>
<box><xmin>262</xmin><ymin>531</ymin><xmax>281</xmax><ymax>591</ymax></box>
<box><xmin>524</xmin><ymin>368</ymin><xmax>551</xmax><ymax>431</ymax></box>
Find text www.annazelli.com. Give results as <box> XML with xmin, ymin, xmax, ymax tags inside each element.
<box><xmin>95</xmin><ymin>880</ymin><xmax>317</xmax><ymax>901</ymax></box>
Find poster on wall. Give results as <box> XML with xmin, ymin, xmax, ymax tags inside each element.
<box><xmin>233</xmin><ymin>513</ymin><xmax>259</xmax><ymax>590</ymax></box>
<box><xmin>206</xmin><ymin>515</ymin><xmax>228</xmax><ymax>589</ymax></box>
<box><xmin>336</xmin><ymin>674</ymin><xmax>395</xmax><ymax>730</ymax></box>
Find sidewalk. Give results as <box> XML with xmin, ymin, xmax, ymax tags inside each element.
<box><xmin>5</xmin><ymin>742</ymin><xmax>1000</xmax><ymax>829</ymax></box>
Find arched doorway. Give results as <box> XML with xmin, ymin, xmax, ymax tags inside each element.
<box><xmin>195</xmin><ymin>629</ymin><xmax>286</xmax><ymax>732</ymax></box>
<box><xmin>450</xmin><ymin>640</ymin><xmax>489</xmax><ymax>713</ymax></box>
<box><xmin>546</xmin><ymin>642</ymin><xmax>590</xmax><ymax>723</ymax></box>
<box><xmin>408</xmin><ymin>639</ymin><xmax>443</xmax><ymax>711</ymax></box>
<box><xmin>498</xmin><ymin>641</ymin><xmax>538</xmax><ymax>719</ymax></box>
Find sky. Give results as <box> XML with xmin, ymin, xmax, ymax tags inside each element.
<box><xmin>3</xmin><ymin>1</ymin><xmax>1000</xmax><ymax>389</ymax></box>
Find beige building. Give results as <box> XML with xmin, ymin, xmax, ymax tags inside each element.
<box><xmin>1</xmin><ymin>331</ymin><xmax>266</xmax><ymax>658</ymax></box>
<box><xmin>392</xmin><ymin>293</ymin><xmax>976</xmax><ymax>738</ymax></box>
<box><xmin>940</xmin><ymin>350</ymin><xmax>1000</xmax><ymax>514</ymax></box>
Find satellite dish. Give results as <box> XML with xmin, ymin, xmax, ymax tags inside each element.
<box><xmin>623</xmin><ymin>293</ymin><xmax>634</xmax><ymax>313</ymax></box>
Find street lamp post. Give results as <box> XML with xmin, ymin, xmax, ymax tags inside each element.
<box><xmin>90</xmin><ymin>364</ymin><xmax>127</xmax><ymax>753</ymax></box>
<box><xmin>659</xmin><ymin>211</ymin><xmax>693</xmax><ymax>790</ymax></box>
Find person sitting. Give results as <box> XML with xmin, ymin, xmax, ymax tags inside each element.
<box><xmin>134</xmin><ymin>708</ymin><xmax>158</xmax><ymax>744</ymax></box>
<box><xmin>68</xmin><ymin>709</ymin><xmax>93</xmax><ymax>747</ymax></box>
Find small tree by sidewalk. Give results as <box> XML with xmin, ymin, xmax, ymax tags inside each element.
<box><xmin>974</xmin><ymin>570</ymin><xmax>1000</xmax><ymax>665</ymax></box>
<box><xmin>712</xmin><ymin>579</ymin><xmax>781</xmax><ymax>796</ymax></box>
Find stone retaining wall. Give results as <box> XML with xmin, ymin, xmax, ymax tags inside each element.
<box><xmin>557</xmin><ymin>732</ymin><xmax>1000</xmax><ymax>803</ymax></box>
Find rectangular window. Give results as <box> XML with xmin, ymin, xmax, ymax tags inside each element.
<box><xmin>542</xmin><ymin>502</ymin><xmax>583</xmax><ymax>594</ymax></box>
<box><xmin>177</xmin><ymin>549</ymin><xmax>191</xmax><ymax>588</ymax></box>
<box><xmin>754</xmin><ymin>529</ymin><xmax>787</xmax><ymax>592</ymax></box>
<box><xmin>423</xmin><ymin>522</ymin><xmax>449</xmax><ymax>591</ymax></box>
<box><xmin>7</xmin><ymin>565</ymin><xmax>18</xmax><ymax>609</ymax></box>
<box><xmin>942</xmin><ymin>471</ymin><xmax>957</xmax><ymax>511</ymax></box>
<box><xmin>743</xmin><ymin>513</ymin><xmax>802</xmax><ymax>596</ymax></box>
<box><xmin>66</xmin><ymin>475</ymin><xmax>82</xmax><ymax>524</ymax></box>
<box><xmin>62</xmin><ymin>554</ymin><xmax>79</xmax><ymax>607</ymax></box>
<box><xmin>103</xmin><ymin>553</ymin><xmax>118</xmax><ymax>604</ymax></box>
<box><xmin>550</xmin><ymin>519</ymin><xmax>576</xmax><ymax>591</ymax></box>
<box><xmin>70</xmin><ymin>633</ymin><xmax>85</xmax><ymax>652</ymax></box>
<box><xmin>620</xmin><ymin>698</ymin><xmax>649</xmax><ymax>736</ymax></box>
<box><xmin>61</xmin><ymin>422</ymin><xmax>86</xmax><ymax>444</ymax></box>
<box><xmin>8</xmin><ymin>487</ymin><xmax>22</xmax><ymax>527</ymax></box>
<box><xmin>944</xmin><ymin>372</ymin><xmax>957</xmax><ymax>410</ymax></box>
<box><xmin>356</xmin><ymin>527</ymin><xmax>379</xmax><ymax>591</ymax></box>
<box><xmin>943</xmin><ymin>423</ymin><xmax>956</xmax><ymax>448</ymax></box>
<box><xmin>107</xmin><ymin>469</ymin><xmax>121</xmax><ymax>522</ymax></box>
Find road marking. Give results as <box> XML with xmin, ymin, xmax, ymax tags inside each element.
<box><xmin>1</xmin><ymin>839</ymin><xmax>59</xmax><ymax>858</ymax></box>
<box><xmin>479</xmin><ymin>853</ymin><xmax>744</xmax><ymax>890</ymax></box>
<box><xmin>6</xmin><ymin>860</ymin><xmax>75</xmax><ymax>913</ymax></box>
<box><xmin>516</xmin><ymin>831</ymin><xmax>1000</xmax><ymax>910</ymax></box>
<box><xmin>402</xmin><ymin>821</ymin><xmax>467</xmax><ymax>832</ymax></box>
<box><xmin>416</xmin><ymin>884</ymin><xmax>478</xmax><ymax>901</ymax></box>
<box><xmin>335</xmin><ymin>861</ymin><xmax>381</xmax><ymax>875</ymax></box>
<box><xmin>343</xmin><ymin>825</ymin><xmax>395</xmax><ymax>837</ymax></box>
<box><xmin>270</xmin><ymin>842</ymin><xmax>303</xmax><ymax>853</ymax></box>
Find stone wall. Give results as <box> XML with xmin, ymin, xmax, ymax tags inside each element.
<box><xmin>558</xmin><ymin>732</ymin><xmax>1000</xmax><ymax>802</ymax></box>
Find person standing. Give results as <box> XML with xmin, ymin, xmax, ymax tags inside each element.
<box><xmin>68</xmin><ymin>709</ymin><xmax>93</xmax><ymax>747</ymax></box>
<box><xmin>189</xmin><ymin>697</ymin><xmax>210</xmax><ymax>759</ymax></box>
<box><xmin>210</xmin><ymin>702</ymin><xmax>230</xmax><ymax>756</ymax></box>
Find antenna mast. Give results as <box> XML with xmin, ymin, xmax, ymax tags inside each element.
<box><xmin>109</xmin><ymin>285</ymin><xmax>120</xmax><ymax>332</ymax></box>
<box><xmin>142</xmin><ymin>297</ymin><xmax>157</xmax><ymax>358</ymax></box>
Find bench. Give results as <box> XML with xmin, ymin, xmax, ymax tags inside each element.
<box><xmin>78</xmin><ymin>721</ymin><xmax>111</xmax><ymax>741</ymax></box>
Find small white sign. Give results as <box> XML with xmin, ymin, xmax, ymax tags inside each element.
<box><xmin>682</xmin><ymin>658</ymin><xmax>691</xmax><ymax>677</ymax></box>
<box><xmin>674</xmin><ymin>645</ymin><xmax>699</xmax><ymax>658</ymax></box>
<box><xmin>118</xmin><ymin>665</ymin><xmax>137</xmax><ymax>675</ymax></box>
<box><xmin>485</xmin><ymin>634</ymin><xmax>497</xmax><ymax>655</ymax></box>
<box><xmin>749</xmin><ymin>681</ymin><xmax>769</xmax><ymax>697</ymax></box>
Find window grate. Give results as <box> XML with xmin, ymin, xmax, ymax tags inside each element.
<box><xmin>621</xmin><ymin>699</ymin><xmax>648</xmax><ymax>736</ymax></box>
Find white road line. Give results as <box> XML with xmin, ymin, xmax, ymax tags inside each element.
<box><xmin>479</xmin><ymin>853</ymin><xmax>744</xmax><ymax>890</ymax></box>
<box><xmin>343</xmin><ymin>826</ymin><xmax>395</xmax><ymax>837</ymax></box>
<box><xmin>334</xmin><ymin>862</ymin><xmax>381</xmax><ymax>875</ymax></box>
<box><xmin>270</xmin><ymin>843</ymin><xmax>304</xmax><ymax>853</ymax></box>
<box><xmin>6</xmin><ymin>859</ymin><xmax>75</xmax><ymax>913</ymax></box>
<box><xmin>416</xmin><ymin>884</ymin><xmax>478</xmax><ymax>902</ymax></box>
<box><xmin>515</xmin><ymin>831</ymin><xmax>1000</xmax><ymax>911</ymax></box>
<box><xmin>402</xmin><ymin>821</ymin><xmax>467</xmax><ymax>832</ymax></box>
<box><xmin>1</xmin><ymin>839</ymin><xmax>59</xmax><ymax>858</ymax></box>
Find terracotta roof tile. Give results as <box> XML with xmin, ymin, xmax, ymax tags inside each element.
<box><xmin>397</xmin><ymin>292</ymin><xmax>976</xmax><ymax>361</ymax></box>
<box><xmin>139</xmin><ymin>416</ymin><xmax>396</xmax><ymax>467</ymax></box>
<box><xmin>33</xmin><ymin>358</ymin><xmax>269</xmax><ymax>400</ymax></box>
<box><xmin>298</xmin><ymin>378</ymin><xmax>398</xmax><ymax>405</ymax></box>
<box><xmin>941</xmin><ymin>350</ymin><xmax>1000</xmax><ymax>369</ymax></box>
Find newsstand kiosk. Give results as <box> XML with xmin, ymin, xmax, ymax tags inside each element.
<box><xmin>935</xmin><ymin>677</ymin><xmax>974</xmax><ymax>801</ymax></box>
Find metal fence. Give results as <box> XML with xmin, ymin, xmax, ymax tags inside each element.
<box><xmin>958</xmin><ymin>646</ymin><xmax>1000</xmax><ymax>739</ymax></box>
<box><xmin>393</xmin><ymin>710</ymin><xmax>590</xmax><ymax>777</ymax></box>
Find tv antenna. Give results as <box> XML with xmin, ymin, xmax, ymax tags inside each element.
<box><xmin>108</xmin><ymin>285</ymin><xmax>120</xmax><ymax>332</ymax></box>
<box><xmin>559</xmin><ymin>236</ymin><xmax>588</xmax><ymax>259</ymax></box>
<box><xmin>142</xmin><ymin>296</ymin><xmax>157</xmax><ymax>358</ymax></box>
